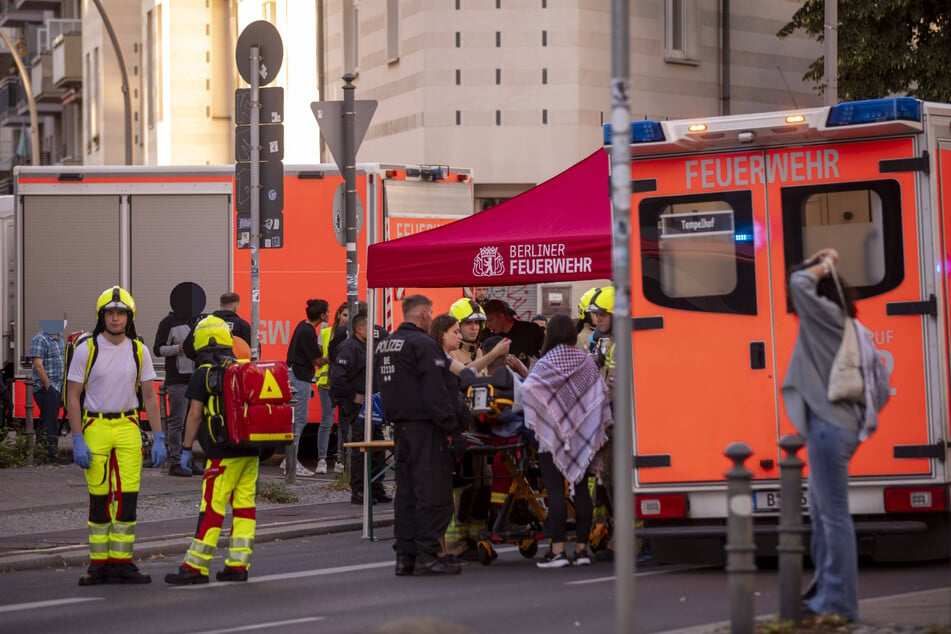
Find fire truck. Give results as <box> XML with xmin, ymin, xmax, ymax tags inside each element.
<box><xmin>615</xmin><ymin>97</ymin><xmax>950</xmax><ymax>562</ymax></box>
<box><xmin>11</xmin><ymin>162</ymin><xmax>473</xmax><ymax>423</ymax></box>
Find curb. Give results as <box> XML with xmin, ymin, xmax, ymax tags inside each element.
<box><xmin>0</xmin><ymin>513</ymin><xmax>395</xmax><ymax>573</ymax></box>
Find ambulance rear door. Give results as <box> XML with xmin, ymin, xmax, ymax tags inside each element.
<box><xmin>630</xmin><ymin>149</ymin><xmax>778</xmax><ymax>497</ymax></box>
<box><xmin>769</xmin><ymin>137</ymin><xmax>935</xmax><ymax>486</ymax></box>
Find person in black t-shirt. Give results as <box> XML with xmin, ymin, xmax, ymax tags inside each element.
<box><xmin>483</xmin><ymin>299</ymin><xmax>544</xmax><ymax>366</ymax></box>
<box><xmin>284</xmin><ymin>299</ymin><xmax>329</xmax><ymax>477</ymax></box>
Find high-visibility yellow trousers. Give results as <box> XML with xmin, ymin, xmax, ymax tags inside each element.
<box><xmin>81</xmin><ymin>413</ymin><xmax>142</xmax><ymax>565</ymax></box>
<box><xmin>182</xmin><ymin>456</ymin><xmax>258</xmax><ymax>576</ymax></box>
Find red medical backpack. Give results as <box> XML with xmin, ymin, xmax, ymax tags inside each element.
<box><xmin>216</xmin><ymin>360</ymin><xmax>294</xmax><ymax>448</ymax></box>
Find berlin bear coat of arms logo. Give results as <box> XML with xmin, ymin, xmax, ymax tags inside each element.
<box><xmin>472</xmin><ymin>246</ymin><xmax>505</xmax><ymax>277</ymax></box>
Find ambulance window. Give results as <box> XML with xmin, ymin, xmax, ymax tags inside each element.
<box><xmin>639</xmin><ymin>191</ymin><xmax>756</xmax><ymax>315</ymax></box>
<box><xmin>782</xmin><ymin>180</ymin><xmax>904</xmax><ymax>301</ymax></box>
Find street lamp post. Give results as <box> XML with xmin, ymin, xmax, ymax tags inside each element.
<box><xmin>92</xmin><ymin>0</ymin><xmax>133</xmax><ymax>164</ymax></box>
<box><xmin>0</xmin><ymin>29</ymin><xmax>39</xmax><ymax>166</ymax></box>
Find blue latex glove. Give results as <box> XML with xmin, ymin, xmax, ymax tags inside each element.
<box><xmin>72</xmin><ymin>433</ymin><xmax>91</xmax><ymax>469</ymax></box>
<box><xmin>181</xmin><ymin>449</ymin><xmax>193</xmax><ymax>472</ymax></box>
<box><xmin>151</xmin><ymin>431</ymin><xmax>167</xmax><ymax>468</ymax></box>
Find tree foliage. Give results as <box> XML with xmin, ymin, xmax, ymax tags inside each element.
<box><xmin>777</xmin><ymin>1</ymin><xmax>951</xmax><ymax>102</ymax></box>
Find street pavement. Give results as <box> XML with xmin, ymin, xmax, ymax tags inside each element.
<box><xmin>0</xmin><ymin>460</ymin><xmax>947</xmax><ymax>633</ymax></box>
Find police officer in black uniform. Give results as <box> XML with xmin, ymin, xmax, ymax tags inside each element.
<box><xmin>376</xmin><ymin>294</ymin><xmax>461</xmax><ymax>577</ymax></box>
<box><xmin>329</xmin><ymin>313</ymin><xmax>390</xmax><ymax>505</ymax></box>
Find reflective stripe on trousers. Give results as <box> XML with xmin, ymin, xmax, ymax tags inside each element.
<box><xmin>182</xmin><ymin>456</ymin><xmax>259</xmax><ymax>575</ymax></box>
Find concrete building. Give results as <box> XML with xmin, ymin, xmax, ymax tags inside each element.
<box><xmin>320</xmin><ymin>0</ymin><xmax>824</xmax><ymax>205</ymax></box>
<box><xmin>0</xmin><ymin>0</ymin><xmax>822</xmax><ymax>202</ymax></box>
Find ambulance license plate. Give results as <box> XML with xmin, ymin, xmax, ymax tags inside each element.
<box><xmin>752</xmin><ymin>490</ymin><xmax>808</xmax><ymax>512</ymax></box>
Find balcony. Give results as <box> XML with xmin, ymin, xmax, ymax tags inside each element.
<box><xmin>0</xmin><ymin>0</ymin><xmax>45</xmax><ymax>26</ymax></box>
<box><xmin>51</xmin><ymin>32</ymin><xmax>80</xmax><ymax>88</ymax></box>
<box><xmin>15</xmin><ymin>0</ymin><xmax>63</xmax><ymax>10</ymax></box>
<box><xmin>0</xmin><ymin>75</ymin><xmax>29</xmax><ymax>126</ymax></box>
<box><xmin>29</xmin><ymin>52</ymin><xmax>64</xmax><ymax>102</ymax></box>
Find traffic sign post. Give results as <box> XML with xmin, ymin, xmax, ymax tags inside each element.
<box><xmin>312</xmin><ymin>74</ymin><xmax>377</xmax><ymax>516</ymax></box>
<box><xmin>234</xmin><ymin>20</ymin><xmax>283</xmax><ymax>372</ymax></box>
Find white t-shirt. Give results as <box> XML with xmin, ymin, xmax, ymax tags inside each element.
<box><xmin>67</xmin><ymin>334</ymin><xmax>157</xmax><ymax>413</ymax></box>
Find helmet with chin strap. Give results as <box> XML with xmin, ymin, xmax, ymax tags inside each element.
<box><xmin>94</xmin><ymin>286</ymin><xmax>138</xmax><ymax>338</ymax></box>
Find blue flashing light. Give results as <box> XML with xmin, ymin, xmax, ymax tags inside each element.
<box><xmin>826</xmin><ymin>97</ymin><xmax>921</xmax><ymax>127</ymax></box>
<box><xmin>602</xmin><ymin>120</ymin><xmax>666</xmax><ymax>145</ymax></box>
<box><xmin>734</xmin><ymin>233</ymin><xmax>754</xmax><ymax>243</ymax></box>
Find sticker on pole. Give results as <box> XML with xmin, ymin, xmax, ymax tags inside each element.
<box><xmin>332</xmin><ymin>183</ymin><xmax>364</xmax><ymax>247</ymax></box>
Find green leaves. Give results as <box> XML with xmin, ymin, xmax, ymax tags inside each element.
<box><xmin>778</xmin><ymin>1</ymin><xmax>951</xmax><ymax>101</ymax></box>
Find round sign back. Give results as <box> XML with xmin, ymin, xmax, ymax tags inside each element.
<box><xmin>235</xmin><ymin>20</ymin><xmax>283</xmax><ymax>86</ymax></box>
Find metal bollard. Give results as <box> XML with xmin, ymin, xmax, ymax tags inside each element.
<box><xmin>724</xmin><ymin>441</ymin><xmax>756</xmax><ymax>634</ymax></box>
<box><xmin>778</xmin><ymin>434</ymin><xmax>806</xmax><ymax>624</ymax></box>
<box><xmin>24</xmin><ymin>375</ymin><xmax>35</xmax><ymax>466</ymax></box>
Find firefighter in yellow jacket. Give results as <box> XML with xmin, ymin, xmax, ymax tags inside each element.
<box><xmin>67</xmin><ymin>286</ymin><xmax>166</xmax><ymax>586</ymax></box>
<box><xmin>165</xmin><ymin>316</ymin><xmax>260</xmax><ymax>584</ymax></box>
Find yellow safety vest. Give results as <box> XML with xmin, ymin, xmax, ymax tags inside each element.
<box><xmin>315</xmin><ymin>325</ymin><xmax>332</xmax><ymax>388</ymax></box>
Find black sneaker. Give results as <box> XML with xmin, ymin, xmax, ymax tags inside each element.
<box><xmin>444</xmin><ymin>554</ymin><xmax>471</xmax><ymax>567</ymax></box>
<box><xmin>78</xmin><ymin>564</ymin><xmax>111</xmax><ymax>586</ymax></box>
<box><xmin>373</xmin><ymin>491</ymin><xmax>393</xmax><ymax>504</ymax></box>
<box><xmin>190</xmin><ymin>460</ymin><xmax>205</xmax><ymax>476</ymax></box>
<box><xmin>350</xmin><ymin>494</ymin><xmax>364</xmax><ymax>505</ymax></box>
<box><xmin>109</xmin><ymin>562</ymin><xmax>152</xmax><ymax>584</ymax></box>
<box><xmin>536</xmin><ymin>551</ymin><xmax>571</xmax><ymax>569</ymax></box>
<box><xmin>216</xmin><ymin>567</ymin><xmax>248</xmax><ymax>582</ymax></box>
<box><xmin>413</xmin><ymin>556</ymin><xmax>462</xmax><ymax>576</ymax></box>
<box><xmin>164</xmin><ymin>565</ymin><xmax>208</xmax><ymax>585</ymax></box>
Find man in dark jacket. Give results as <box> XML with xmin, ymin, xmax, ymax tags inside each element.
<box><xmin>153</xmin><ymin>282</ymin><xmax>205</xmax><ymax>476</ymax></box>
<box><xmin>211</xmin><ymin>292</ymin><xmax>252</xmax><ymax>345</ymax></box>
<box><xmin>376</xmin><ymin>295</ymin><xmax>461</xmax><ymax>577</ymax></box>
<box><xmin>329</xmin><ymin>313</ymin><xmax>389</xmax><ymax>504</ymax></box>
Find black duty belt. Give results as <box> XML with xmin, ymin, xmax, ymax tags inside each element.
<box><xmin>85</xmin><ymin>409</ymin><xmax>138</xmax><ymax>419</ymax></box>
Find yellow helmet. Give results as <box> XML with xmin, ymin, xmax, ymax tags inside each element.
<box><xmin>449</xmin><ymin>298</ymin><xmax>486</xmax><ymax>324</ymax></box>
<box><xmin>96</xmin><ymin>286</ymin><xmax>136</xmax><ymax>319</ymax></box>
<box><xmin>192</xmin><ymin>315</ymin><xmax>234</xmax><ymax>351</ymax></box>
<box><xmin>585</xmin><ymin>285</ymin><xmax>615</xmax><ymax>315</ymax></box>
<box><xmin>578</xmin><ymin>287</ymin><xmax>598</xmax><ymax>320</ymax></box>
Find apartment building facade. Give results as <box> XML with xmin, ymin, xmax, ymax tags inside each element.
<box><xmin>321</xmin><ymin>0</ymin><xmax>824</xmax><ymax>204</ymax></box>
<box><xmin>0</xmin><ymin>0</ymin><xmax>822</xmax><ymax>202</ymax></box>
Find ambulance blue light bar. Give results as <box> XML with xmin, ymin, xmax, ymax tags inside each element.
<box><xmin>826</xmin><ymin>97</ymin><xmax>921</xmax><ymax>127</ymax></box>
<box><xmin>602</xmin><ymin>120</ymin><xmax>666</xmax><ymax>145</ymax></box>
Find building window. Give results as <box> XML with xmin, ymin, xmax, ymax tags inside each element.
<box><xmin>496</xmin><ymin>110</ymin><xmax>501</xmax><ymax>126</ymax></box>
<box><xmin>496</xmin><ymin>31</ymin><xmax>501</xmax><ymax>47</ymax></box>
<box><xmin>542</xmin><ymin>109</ymin><xmax>548</xmax><ymax>124</ymax></box>
<box><xmin>386</xmin><ymin>0</ymin><xmax>399</xmax><ymax>63</ymax></box>
<box><xmin>455</xmin><ymin>0</ymin><xmax>460</xmax><ymax>9</ymax></box>
<box><xmin>455</xmin><ymin>69</ymin><xmax>461</xmax><ymax>85</ymax></box>
<box><xmin>456</xmin><ymin>110</ymin><xmax>461</xmax><ymax>125</ymax></box>
<box><xmin>542</xmin><ymin>30</ymin><xmax>547</xmax><ymax>47</ymax></box>
<box><xmin>455</xmin><ymin>32</ymin><xmax>460</xmax><ymax>47</ymax></box>
<box><xmin>542</xmin><ymin>68</ymin><xmax>547</xmax><ymax>84</ymax></box>
<box><xmin>496</xmin><ymin>68</ymin><xmax>501</xmax><ymax>84</ymax></box>
<box><xmin>665</xmin><ymin>0</ymin><xmax>698</xmax><ymax>64</ymax></box>
<box><xmin>496</xmin><ymin>0</ymin><xmax>501</xmax><ymax>7</ymax></box>
<box><xmin>542</xmin><ymin>0</ymin><xmax>547</xmax><ymax>7</ymax></box>
<box><xmin>156</xmin><ymin>4</ymin><xmax>163</xmax><ymax>122</ymax></box>
<box><xmin>262</xmin><ymin>1</ymin><xmax>276</xmax><ymax>21</ymax></box>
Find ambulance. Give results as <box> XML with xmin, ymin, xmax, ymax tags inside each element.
<box><xmin>614</xmin><ymin>97</ymin><xmax>950</xmax><ymax>562</ymax></box>
<box><xmin>11</xmin><ymin>162</ymin><xmax>473</xmax><ymax>423</ymax></box>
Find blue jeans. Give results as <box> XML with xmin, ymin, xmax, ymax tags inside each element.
<box><xmin>288</xmin><ymin>374</ymin><xmax>312</xmax><ymax>454</ymax></box>
<box><xmin>317</xmin><ymin>387</ymin><xmax>333</xmax><ymax>460</ymax></box>
<box><xmin>805</xmin><ymin>412</ymin><xmax>860</xmax><ymax>621</ymax></box>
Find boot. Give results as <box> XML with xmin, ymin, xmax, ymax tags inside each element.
<box><xmin>164</xmin><ymin>565</ymin><xmax>209</xmax><ymax>585</ymax></box>
<box><xmin>413</xmin><ymin>555</ymin><xmax>462</xmax><ymax>576</ymax></box>
<box><xmin>109</xmin><ymin>562</ymin><xmax>152</xmax><ymax>584</ymax></box>
<box><xmin>78</xmin><ymin>563</ymin><xmax>111</xmax><ymax>586</ymax></box>
<box><xmin>216</xmin><ymin>567</ymin><xmax>249</xmax><ymax>582</ymax></box>
<box><xmin>394</xmin><ymin>552</ymin><xmax>416</xmax><ymax>576</ymax></box>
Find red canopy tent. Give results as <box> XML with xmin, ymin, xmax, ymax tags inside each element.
<box><xmin>366</xmin><ymin>149</ymin><xmax>611</xmax><ymax>288</ymax></box>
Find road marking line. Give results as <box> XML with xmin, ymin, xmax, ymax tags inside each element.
<box><xmin>0</xmin><ymin>597</ymin><xmax>104</xmax><ymax>614</ymax></box>
<box><xmin>185</xmin><ymin>617</ymin><xmax>324</xmax><ymax>634</ymax></box>
<box><xmin>564</xmin><ymin>564</ymin><xmax>716</xmax><ymax>585</ymax></box>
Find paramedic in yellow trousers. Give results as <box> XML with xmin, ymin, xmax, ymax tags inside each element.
<box><xmin>165</xmin><ymin>316</ymin><xmax>259</xmax><ymax>585</ymax></box>
<box><xmin>67</xmin><ymin>286</ymin><xmax>166</xmax><ymax>586</ymax></box>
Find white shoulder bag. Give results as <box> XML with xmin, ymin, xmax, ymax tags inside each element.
<box><xmin>826</xmin><ymin>265</ymin><xmax>865</xmax><ymax>404</ymax></box>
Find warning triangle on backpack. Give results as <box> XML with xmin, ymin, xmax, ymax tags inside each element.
<box><xmin>259</xmin><ymin>368</ymin><xmax>285</xmax><ymax>400</ymax></box>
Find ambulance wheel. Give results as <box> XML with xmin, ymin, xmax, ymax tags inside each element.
<box><xmin>518</xmin><ymin>539</ymin><xmax>538</xmax><ymax>559</ymax></box>
<box><xmin>478</xmin><ymin>542</ymin><xmax>494</xmax><ymax>566</ymax></box>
